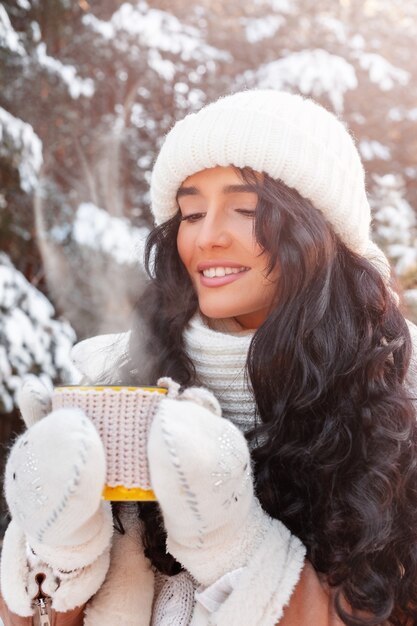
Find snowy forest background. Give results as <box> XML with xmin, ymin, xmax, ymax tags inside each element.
<box><xmin>1</xmin><ymin>0</ymin><xmax>417</xmax><ymax>529</ymax></box>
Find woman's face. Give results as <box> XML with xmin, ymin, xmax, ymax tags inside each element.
<box><xmin>176</xmin><ymin>166</ymin><xmax>278</xmax><ymax>329</ymax></box>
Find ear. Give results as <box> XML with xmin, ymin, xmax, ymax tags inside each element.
<box><xmin>16</xmin><ymin>375</ymin><xmax>52</xmax><ymax>428</ymax></box>
<box><xmin>179</xmin><ymin>386</ymin><xmax>222</xmax><ymax>417</ymax></box>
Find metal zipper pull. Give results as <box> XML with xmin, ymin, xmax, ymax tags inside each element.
<box><xmin>34</xmin><ymin>596</ymin><xmax>52</xmax><ymax>626</ymax></box>
<box><xmin>32</xmin><ymin>572</ymin><xmax>53</xmax><ymax>626</ymax></box>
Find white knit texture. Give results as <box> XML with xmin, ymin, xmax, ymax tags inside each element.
<box><xmin>183</xmin><ymin>314</ymin><xmax>255</xmax><ymax>432</ymax></box>
<box><xmin>52</xmin><ymin>387</ymin><xmax>162</xmax><ymax>490</ymax></box>
<box><xmin>151</xmin><ymin>89</ymin><xmax>372</xmax><ymax>255</ymax></box>
<box><xmin>152</xmin><ymin>571</ymin><xmax>196</xmax><ymax>626</ymax></box>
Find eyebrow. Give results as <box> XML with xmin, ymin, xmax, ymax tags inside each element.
<box><xmin>176</xmin><ymin>183</ymin><xmax>257</xmax><ymax>198</ymax></box>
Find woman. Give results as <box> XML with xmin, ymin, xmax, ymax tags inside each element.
<box><xmin>2</xmin><ymin>89</ymin><xmax>417</xmax><ymax>626</ymax></box>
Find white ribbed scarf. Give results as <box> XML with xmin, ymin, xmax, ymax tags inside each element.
<box><xmin>183</xmin><ymin>313</ymin><xmax>256</xmax><ymax>432</ymax></box>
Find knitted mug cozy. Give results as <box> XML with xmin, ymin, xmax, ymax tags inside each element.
<box><xmin>52</xmin><ymin>386</ymin><xmax>167</xmax><ymax>500</ymax></box>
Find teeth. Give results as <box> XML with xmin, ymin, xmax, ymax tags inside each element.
<box><xmin>202</xmin><ymin>267</ymin><xmax>247</xmax><ymax>278</ymax></box>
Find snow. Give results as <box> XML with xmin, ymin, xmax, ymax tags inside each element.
<box><xmin>405</xmin><ymin>289</ymin><xmax>417</xmax><ymax>309</ymax></box>
<box><xmin>83</xmin><ymin>2</ymin><xmax>230</xmax><ymax>65</ymax></box>
<box><xmin>371</xmin><ymin>175</ymin><xmax>417</xmax><ymax>278</ymax></box>
<box><xmin>174</xmin><ymin>83</ymin><xmax>205</xmax><ymax>111</ymax></box>
<box><xmin>0</xmin><ymin>5</ymin><xmax>24</xmax><ymax>55</ymax></box>
<box><xmin>356</xmin><ymin>53</ymin><xmax>410</xmax><ymax>91</ymax></box>
<box><xmin>71</xmin><ymin>203</ymin><xmax>150</xmax><ymax>268</ymax></box>
<box><xmin>130</xmin><ymin>102</ymin><xmax>146</xmax><ymax>128</ymax></box>
<box><xmin>316</xmin><ymin>15</ymin><xmax>347</xmax><ymax>44</ymax></box>
<box><xmin>359</xmin><ymin>140</ymin><xmax>391</xmax><ymax>161</ymax></box>
<box><xmin>407</xmin><ymin>108</ymin><xmax>417</xmax><ymax>121</ymax></box>
<box><xmin>31</xmin><ymin>20</ymin><xmax>41</xmax><ymax>42</ymax></box>
<box><xmin>0</xmin><ymin>254</ymin><xmax>79</xmax><ymax>414</ymax></box>
<box><xmin>244</xmin><ymin>49</ymin><xmax>357</xmax><ymax>112</ymax></box>
<box><xmin>241</xmin><ymin>15</ymin><xmax>284</xmax><ymax>43</ymax></box>
<box><xmin>148</xmin><ymin>48</ymin><xmax>176</xmax><ymax>81</ymax></box>
<box><xmin>387</xmin><ymin>107</ymin><xmax>404</xmax><ymax>122</ymax></box>
<box><xmin>253</xmin><ymin>0</ymin><xmax>294</xmax><ymax>13</ymax></box>
<box><xmin>393</xmin><ymin>247</ymin><xmax>417</xmax><ymax>277</ymax></box>
<box><xmin>387</xmin><ymin>107</ymin><xmax>417</xmax><ymax>123</ymax></box>
<box><xmin>36</xmin><ymin>43</ymin><xmax>95</xmax><ymax>99</ymax></box>
<box><xmin>349</xmin><ymin>34</ymin><xmax>365</xmax><ymax>51</ymax></box>
<box><xmin>0</xmin><ymin>107</ymin><xmax>43</xmax><ymax>193</ymax></box>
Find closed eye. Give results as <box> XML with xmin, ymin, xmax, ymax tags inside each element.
<box><xmin>180</xmin><ymin>212</ymin><xmax>206</xmax><ymax>223</ymax></box>
<box><xmin>236</xmin><ymin>209</ymin><xmax>256</xmax><ymax>217</ymax></box>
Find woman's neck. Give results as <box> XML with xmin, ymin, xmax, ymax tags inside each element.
<box><xmin>204</xmin><ymin>314</ymin><xmax>253</xmax><ymax>332</ymax></box>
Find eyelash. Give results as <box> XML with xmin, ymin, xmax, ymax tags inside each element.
<box><xmin>180</xmin><ymin>209</ymin><xmax>256</xmax><ymax>222</ymax></box>
<box><xmin>237</xmin><ymin>209</ymin><xmax>256</xmax><ymax>217</ymax></box>
<box><xmin>180</xmin><ymin>213</ymin><xmax>203</xmax><ymax>223</ymax></box>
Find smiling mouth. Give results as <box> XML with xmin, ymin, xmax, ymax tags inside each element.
<box><xmin>198</xmin><ymin>266</ymin><xmax>250</xmax><ymax>287</ymax></box>
<box><xmin>200</xmin><ymin>266</ymin><xmax>249</xmax><ymax>278</ymax></box>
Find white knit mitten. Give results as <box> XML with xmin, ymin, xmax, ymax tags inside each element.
<box><xmin>1</xmin><ymin>377</ymin><xmax>113</xmax><ymax>616</ymax></box>
<box><xmin>148</xmin><ymin>392</ymin><xmax>275</xmax><ymax>587</ymax></box>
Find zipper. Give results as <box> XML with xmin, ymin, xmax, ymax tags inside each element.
<box><xmin>32</xmin><ymin>573</ymin><xmax>53</xmax><ymax>626</ymax></box>
<box><xmin>34</xmin><ymin>596</ymin><xmax>52</xmax><ymax>626</ymax></box>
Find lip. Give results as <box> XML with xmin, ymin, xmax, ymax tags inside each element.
<box><xmin>196</xmin><ymin>260</ymin><xmax>250</xmax><ymax>272</ymax></box>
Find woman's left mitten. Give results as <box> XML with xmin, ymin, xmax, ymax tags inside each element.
<box><xmin>147</xmin><ymin>394</ymin><xmax>272</xmax><ymax>587</ymax></box>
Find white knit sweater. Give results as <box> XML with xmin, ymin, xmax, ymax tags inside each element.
<box><xmin>183</xmin><ymin>314</ymin><xmax>255</xmax><ymax>432</ymax></box>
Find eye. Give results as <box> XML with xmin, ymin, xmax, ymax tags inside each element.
<box><xmin>180</xmin><ymin>212</ymin><xmax>205</xmax><ymax>223</ymax></box>
<box><xmin>235</xmin><ymin>209</ymin><xmax>256</xmax><ymax>217</ymax></box>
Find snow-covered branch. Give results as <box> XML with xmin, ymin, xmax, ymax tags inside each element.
<box><xmin>70</xmin><ymin>203</ymin><xmax>150</xmax><ymax>268</ymax></box>
<box><xmin>83</xmin><ymin>1</ymin><xmax>230</xmax><ymax>66</ymax></box>
<box><xmin>36</xmin><ymin>42</ymin><xmax>95</xmax><ymax>99</ymax></box>
<box><xmin>0</xmin><ymin>107</ymin><xmax>43</xmax><ymax>193</ymax></box>
<box><xmin>243</xmin><ymin>49</ymin><xmax>358</xmax><ymax>112</ymax></box>
<box><xmin>0</xmin><ymin>254</ymin><xmax>79</xmax><ymax>413</ymax></box>
<box><xmin>0</xmin><ymin>5</ymin><xmax>24</xmax><ymax>55</ymax></box>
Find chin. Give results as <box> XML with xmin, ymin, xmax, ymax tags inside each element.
<box><xmin>198</xmin><ymin>302</ymin><xmax>239</xmax><ymax>320</ymax></box>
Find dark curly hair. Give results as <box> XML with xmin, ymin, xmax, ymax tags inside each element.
<box><xmin>116</xmin><ymin>168</ymin><xmax>417</xmax><ymax>626</ymax></box>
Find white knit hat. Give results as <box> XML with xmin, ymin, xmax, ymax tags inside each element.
<box><xmin>150</xmin><ymin>89</ymin><xmax>390</xmax><ymax>276</ymax></box>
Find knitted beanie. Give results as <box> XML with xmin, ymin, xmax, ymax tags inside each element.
<box><xmin>150</xmin><ymin>89</ymin><xmax>389</xmax><ymax>274</ymax></box>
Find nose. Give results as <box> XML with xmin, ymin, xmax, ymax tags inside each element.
<box><xmin>195</xmin><ymin>210</ymin><xmax>232</xmax><ymax>251</ymax></box>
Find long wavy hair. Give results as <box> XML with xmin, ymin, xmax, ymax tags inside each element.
<box><xmin>117</xmin><ymin>168</ymin><xmax>417</xmax><ymax>625</ymax></box>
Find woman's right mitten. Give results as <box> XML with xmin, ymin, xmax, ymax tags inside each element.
<box><xmin>1</xmin><ymin>378</ymin><xmax>113</xmax><ymax>617</ymax></box>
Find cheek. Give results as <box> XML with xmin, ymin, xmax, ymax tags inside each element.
<box><xmin>176</xmin><ymin>228</ymin><xmax>192</xmax><ymax>270</ymax></box>
<box><xmin>251</xmin><ymin>241</ymin><xmax>271</xmax><ymax>273</ymax></box>
<box><xmin>252</xmin><ymin>245</ymin><xmax>278</xmax><ymax>291</ymax></box>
